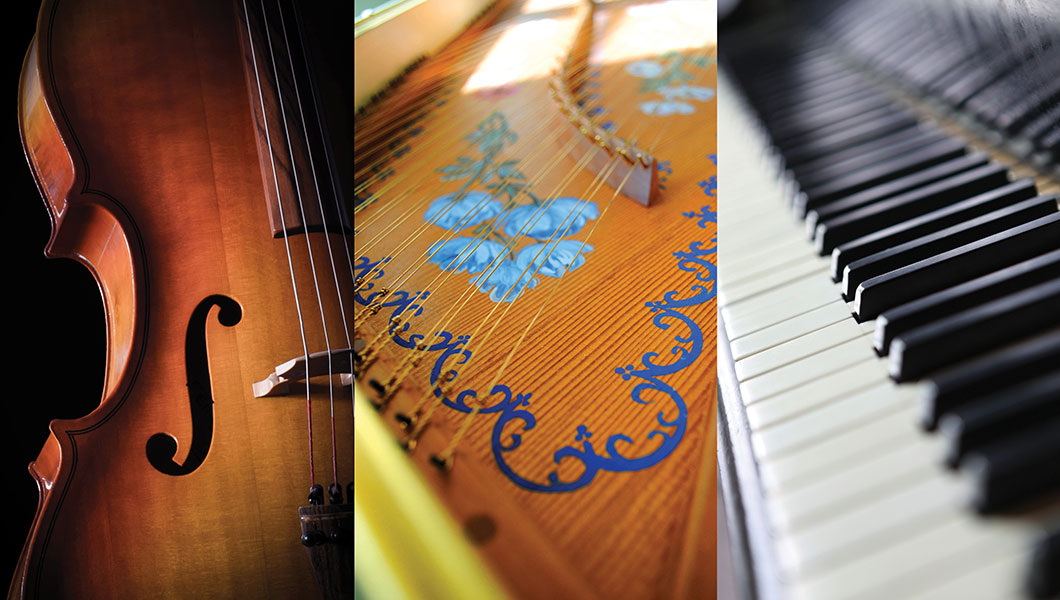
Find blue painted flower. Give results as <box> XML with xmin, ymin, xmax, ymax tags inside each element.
<box><xmin>638</xmin><ymin>100</ymin><xmax>695</xmax><ymax>116</ymax></box>
<box><xmin>660</xmin><ymin>85</ymin><xmax>715</xmax><ymax>101</ymax></box>
<box><xmin>515</xmin><ymin>240</ymin><xmax>593</xmax><ymax>278</ymax></box>
<box><xmin>424</xmin><ymin>191</ymin><xmax>503</xmax><ymax>230</ymax></box>
<box><xmin>427</xmin><ymin>237</ymin><xmax>507</xmax><ymax>274</ymax></box>
<box><xmin>470</xmin><ymin>259</ymin><xmax>538</xmax><ymax>302</ymax></box>
<box><xmin>502</xmin><ymin>197</ymin><xmax>599</xmax><ymax>240</ymax></box>
<box><xmin>626</xmin><ymin>59</ymin><xmax>665</xmax><ymax>78</ymax></box>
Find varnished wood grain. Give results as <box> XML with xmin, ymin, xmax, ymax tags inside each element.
<box><xmin>355</xmin><ymin>1</ymin><xmax>718</xmax><ymax>597</ymax></box>
<box><xmin>13</xmin><ymin>0</ymin><xmax>352</xmax><ymax>597</ymax></box>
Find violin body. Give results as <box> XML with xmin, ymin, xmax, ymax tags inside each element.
<box><xmin>15</xmin><ymin>0</ymin><xmax>352</xmax><ymax>597</ymax></box>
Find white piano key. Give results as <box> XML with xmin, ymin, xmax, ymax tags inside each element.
<box><xmin>750</xmin><ymin>380</ymin><xmax>916</xmax><ymax>458</ymax></box>
<box><xmin>720</xmin><ymin>258</ymin><xmax>831</xmax><ymax>306</ymax></box>
<box><xmin>792</xmin><ymin>516</ymin><xmax>1030</xmax><ymax>600</ymax></box>
<box><xmin>740</xmin><ymin>338</ymin><xmax>878</xmax><ymax>406</ymax></box>
<box><xmin>720</xmin><ymin>223</ymin><xmax>806</xmax><ymax>260</ymax></box>
<box><xmin>779</xmin><ymin>475</ymin><xmax>962</xmax><ymax>576</ymax></box>
<box><xmin>723</xmin><ymin>277</ymin><xmax>842</xmax><ymax>340</ymax></box>
<box><xmin>903</xmin><ymin>550</ymin><xmax>1029</xmax><ymax>600</ymax></box>
<box><xmin>758</xmin><ymin>395</ymin><xmax>920</xmax><ymax>494</ymax></box>
<box><xmin>745</xmin><ymin>358</ymin><xmax>886</xmax><ymax>428</ymax></box>
<box><xmin>767</xmin><ymin>438</ymin><xmax>939</xmax><ymax>534</ymax></box>
<box><xmin>719</xmin><ymin>239</ymin><xmax>819</xmax><ymax>285</ymax></box>
<box><xmin>735</xmin><ymin>318</ymin><xmax>872</xmax><ymax>381</ymax></box>
<box><xmin>717</xmin><ymin>69</ymin><xmax>1050</xmax><ymax>600</ymax></box>
<box><xmin>729</xmin><ymin>299</ymin><xmax>851</xmax><ymax>360</ymax></box>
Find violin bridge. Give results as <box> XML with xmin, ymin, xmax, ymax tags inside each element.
<box><xmin>252</xmin><ymin>348</ymin><xmax>353</xmax><ymax>398</ymax></box>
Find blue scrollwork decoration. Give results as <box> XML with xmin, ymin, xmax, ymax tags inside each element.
<box><xmin>356</xmin><ymin>159</ymin><xmax>716</xmax><ymax>493</ymax></box>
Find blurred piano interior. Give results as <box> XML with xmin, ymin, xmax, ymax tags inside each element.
<box><xmin>717</xmin><ymin>0</ymin><xmax>1060</xmax><ymax>599</ymax></box>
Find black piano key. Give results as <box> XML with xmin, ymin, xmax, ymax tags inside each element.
<box><xmin>921</xmin><ymin>328</ymin><xmax>1060</xmax><ymax>429</ymax></box>
<box><xmin>1029</xmin><ymin>527</ymin><xmax>1060</xmax><ymax>599</ymax></box>
<box><xmin>832</xmin><ymin>179</ymin><xmax>1038</xmax><ymax>282</ymax></box>
<box><xmin>840</xmin><ymin>195</ymin><xmax>1056</xmax><ymax>300</ymax></box>
<box><xmin>774</xmin><ymin>103</ymin><xmax>903</xmax><ymax>148</ymax></box>
<box><xmin>795</xmin><ymin>135</ymin><xmax>964</xmax><ymax>212</ymax></box>
<box><xmin>966</xmin><ymin>45</ymin><xmax>1060</xmax><ymax>126</ymax></box>
<box><xmin>756</xmin><ymin>73</ymin><xmax>869</xmax><ymax>118</ymax></box>
<box><xmin>1038</xmin><ymin>123</ymin><xmax>1060</xmax><ymax>155</ymax></box>
<box><xmin>757</xmin><ymin>68</ymin><xmax>863</xmax><ymax>106</ymax></box>
<box><xmin>791</xmin><ymin>126</ymin><xmax>943</xmax><ymax>181</ymax></box>
<box><xmin>941</xmin><ymin>53</ymin><xmax>1025</xmax><ymax>108</ymax></box>
<box><xmin>939</xmin><ymin>371</ymin><xmax>1060</xmax><ymax>468</ymax></box>
<box><xmin>797</xmin><ymin>136</ymin><xmax>966</xmax><ymax>212</ymax></box>
<box><xmin>874</xmin><ymin>247</ymin><xmax>1060</xmax><ymax>354</ymax></box>
<box><xmin>782</xmin><ymin>111</ymin><xmax>918</xmax><ymax>167</ymax></box>
<box><xmin>937</xmin><ymin>38</ymin><xmax>1054</xmax><ymax>107</ymax></box>
<box><xmin>904</xmin><ymin>44</ymin><xmax>974</xmax><ymax>90</ymax></box>
<box><xmin>814</xmin><ymin>163</ymin><xmax>1010</xmax><ymax>255</ymax></box>
<box><xmin>797</xmin><ymin>129</ymin><xmax>953</xmax><ymax>192</ymax></box>
<box><xmin>889</xmin><ymin>277</ymin><xmax>1060</xmax><ymax>380</ymax></box>
<box><xmin>1019</xmin><ymin>102</ymin><xmax>1060</xmax><ymax>144</ymax></box>
<box><xmin>769</xmin><ymin>94</ymin><xmax>894</xmax><ymax>141</ymax></box>
<box><xmin>766</xmin><ymin>84</ymin><xmax>883</xmax><ymax>126</ymax></box>
<box><xmin>853</xmin><ymin>211</ymin><xmax>1060</xmax><ymax>321</ymax></box>
<box><xmin>963</xmin><ymin>418</ymin><xmax>1060</xmax><ymax>513</ymax></box>
<box><xmin>806</xmin><ymin>152</ymin><xmax>989</xmax><ymax>236</ymax></box>
<box><xmin>993</xmin><ymin>76</ymin><xmax>1060</xmax><ymax>135</ymax></box>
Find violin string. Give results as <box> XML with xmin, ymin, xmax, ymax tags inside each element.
<box><xmin>274</xmin><ymin>0</ymin><xmax>344</xmax><ymax>495</ymax></box>
<box><xmin>292</xmin><ymin>0</ymin><xmax>357</xmax><ymax>485</ymax></box>
<box><xmin>240</xmin><ymin>0</ymin><xmax>317</xmax><ymax>490</ymax></box>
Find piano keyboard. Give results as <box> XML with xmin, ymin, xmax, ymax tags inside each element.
<box><xmin>716</xmin><ymin>4</ymin><xmax>1060</xmax><ymax>598</ymax></box>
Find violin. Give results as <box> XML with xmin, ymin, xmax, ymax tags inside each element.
<box><xmin>12</xmin><ymin>0</ymin><xmax>352</xmax><ymax>597</ymax></box>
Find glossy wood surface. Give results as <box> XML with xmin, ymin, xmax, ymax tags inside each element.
<box><xmin>355</xmin><ymin>1</ymin><xmax>718</xmax><ymax>597</ymax></box>
<box><xmin>13</xmin><ymin>0</ymin><xmax>353</xmax><ymax>597</ymax></box>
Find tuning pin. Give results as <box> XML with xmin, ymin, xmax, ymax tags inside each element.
<box><xmin>308</xmin><ymin>484</ymin><xmax>324</xmax><ymax>506</ymax></box>
<box><xmin>300</xmin><ymin>531</ymin><xmax>327</xmax><ymax>547</ymax></box>
<box><xmin>429</xmin><ymin>453</ymin><xmax>453</xmax><ymax>471</ymax></box>
<box><xmin>328</xmin><ymin>483</ymin><xmax>344</xmax><ymax>505</ymax></box>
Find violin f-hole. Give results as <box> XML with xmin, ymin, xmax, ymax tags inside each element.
<box><xmin>146</xmin><ymin>295</ymin><xmax>242</xmax><ymax>476</ymax></box>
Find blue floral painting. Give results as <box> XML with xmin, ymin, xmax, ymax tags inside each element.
<box><xmin>424</xmin><ymin>112</ymin><xmax>597</xmax><ymax>302</ymax></box>
<box><xmin>626</xmin><ymin>52</ymin><xmax>715</xmax><ymax>116</ymax></box>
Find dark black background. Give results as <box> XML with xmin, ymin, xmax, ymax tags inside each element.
<box><xmin>3</xmin><ymin>1</ymin><xmax>109</xmax><ymax>589</ymax></box>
